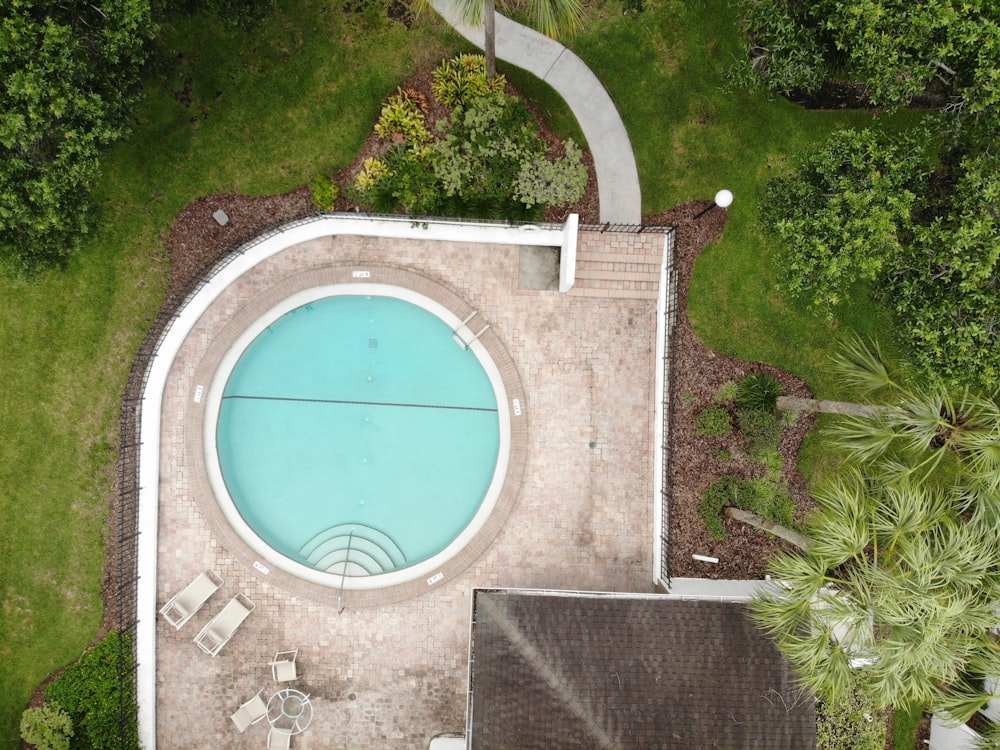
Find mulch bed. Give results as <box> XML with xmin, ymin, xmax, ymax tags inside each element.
<box><xmin>644</xmin><ymin>203</ymin><xmax>817</xmax><ymax>580</ymax></box>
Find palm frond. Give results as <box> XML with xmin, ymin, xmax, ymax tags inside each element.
<box><xmin>530</xmin><ymin>0</ymin><xmax>582</xmax><ymax>36</ymax></box>
<box><xmin>896</xmin><ymin>387</ymin><xmax>952</xmax><ymax>454</ymax></box>
<box><xmin>829</xmin><ymin>416</ymin><xmax>902</xmax><ymax>463</ymax></box>
<box><xmin>935</xmin><ymin>686</ymin><xmax>995</xmax><ymax>725</ymax></box>
<box><xmin>830</xmin><ymin>334</ymin><xmax>899</xmax><ymax>396</ymax></box>
<box><xmin>972</xmin><ymin>719</ymin><xmax>1000</xmax><ymax>750</ymax></box>
<box><xmin>454</xmin><ymin>0</ymin><xmax>488</xmax><ymax>26</ymax></box>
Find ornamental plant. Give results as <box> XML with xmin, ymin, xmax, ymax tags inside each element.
<box><xmin>695</xmin><ymin>405</ymin><xmax>733</xmax><ymax>437</ymax></box>
<box><xmin>374</xmin><ymin>88</ymin><xmax>432</xmax><ymax>145</ymax></box>
<box><xmin>20</xmin><ymin>702</ymin><xmax>73</xmax><ymax>750</ymax></box>
<box><xmin>431</xmin><ymin>54</ymin><xmax>506</xmax><ymax>110</ymax></box>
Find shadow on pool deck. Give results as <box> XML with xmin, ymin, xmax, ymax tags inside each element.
<box><xmin>155</xmin><ymin>231</ymin><xmax>658</xmax><ymax>749</ymax></box>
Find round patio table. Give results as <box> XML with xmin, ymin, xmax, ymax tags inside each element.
<box><xmin>266</xmin><ymin>688</ymin><xmax>313</xmax><ymax>734</ymax></box>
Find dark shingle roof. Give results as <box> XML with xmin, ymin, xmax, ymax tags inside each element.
<box><xmin>469</xmin><ymin>590</ymin><xmax>815</xmax><ymax>750</ymax></box>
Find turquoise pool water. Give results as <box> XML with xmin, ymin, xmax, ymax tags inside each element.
<box><xmin>216</xmin><ymin>295</ymin><xmax>501</xmax><ymax>575</ymax></box>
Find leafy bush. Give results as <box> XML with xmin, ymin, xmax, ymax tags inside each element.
<box><xmin>45</xmin><ymin>632</ymin><xmax>138</xmax><ymax>750</ymax></box>
<box><xmin>309</xmin><ymin>175</ymin><xmax>339</xmax><ymax>210</ymax></box>
<box><xmin>816</xmin><ymin>682</ymin><xmax>886</xmax><ymax>750</ymax></box>
<box><xmin>374</xmin><ymin>89</ymin><xmax>432</xmax><ymax>145</ymax></box>
<box><xmin>735</xmin><ymin>372</ymin><xmax>783</xmax><ymax>412</ymax></box>
<box><xmin>431</xmin><ymin>54</ymin><xmax>506</xmax><ymax>110</ymax></box>
<box><xmin>354</xmin><ymin>157</ymin><xmax>390</xmax><ymax>193</ymax></box>
<box><xmin>352</xmin><ymin>147</ymin><xmax>438</xmax><ymax>215</ymax></box>
<box><xmin>714</xmin><ymin>381</ymin><xmax>739</xmax><ymax>402</ymax></box>
<box><xmin>736</xmin><ymin>407</ymin><xmax>783</xmax><ymax>452</ymax></box>
<box><xmin>354</xmin><ymin>60</ymin><xmax>582</xmax><ymax>219</ymax></box>
<box><xmin>699</xmin><ymin>475</ymin><xmax>795</xmax><ymax>540</ymax></box>
<box><xmin>380</xmin><ymin>144</ymin><xmax>441</xmax><ymax>214</ymax></box>
<box><xmin>695</xmin><ymin>405</ymin><xmax>733</xmax><ymax>437</ymax></box>
<box><xmin>514</xmin><ymin>139</ymin><xmax>588</xmax><ymax>208</ymax></box>
<box><xmin>760</xmin><ymin>128</ymin><xmax>925</xmax><ymax>316</ymax></box>
<box><xmin>20</xmin><ymin>703</ymin><xmax>73</xmax><ymax>750</ymax></box>
<box><xmin>435</xmin><ymin>92</ymin><xmax>541</xmax><ymax>198</ymax></box>
<box><xmin>730</xmin><ymin>0</ymin><xmax>828</xmax><ymax>96</ymax></box>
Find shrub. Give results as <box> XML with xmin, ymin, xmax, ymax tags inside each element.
<box><xmin>753</xmin><ymin>447</ymin><xmax>783</xmax><ymax>478</ymax></box>
<box><xmin>736</xmin><ymin>407</ymin><xmax>783</xmax><ymax>452</ymax></box>
<box><xmin>434</xmin><ymin>92</ymin><xmax>543</xmax><ymax>214</ymax></box>
<box><xmin>816</xmin><ymin>681</ymin><xmax>886</xmax><ymax>750</ymax></box>
<box><xmin>699</xmin><ymin>475</ymin><xmax>745</xmax><ymax>540</ymax></box>
<box><xmin>714</xmin><ymin>381</ymin><xmax>739</xmax><ymax>402</ymax></box>
<box><xmin>45</xmin><ymin>632</ymin><xmax>138</xmax><ymax>750</ymax></box>
<box><xmin>379</xmin><ymin>144</ymin><xmax>440</xmax><ymax>214</ymax></box>
<box><xmin>695</xmin><ymin>405</ymin><xmax>733</xmax><ymax>437</ymax></box>
<box><xmin>354</xmin><ymin>157</ymin><xmax>389</xmax><ymax>193</ymax></box>
<box><xmin>309</xmin><ymin>175</ymin><xmax>339</xmax><ymax>210</ymax></box>
<box><xmin>374</xmin><ymin>89</ymin><xmax>432</xmax><ymax>145</ymax></box>
<box><xmin>20</xmin><ymin>702</ymin><xmax>73</xmax><ymax>750</ymax></box>
<box><xmin>431</xmin><ymin>54</ymin><xmax>506</xmax><ymax>110</ymax></box>
<box><xmin>514</xmin><ymin>139</ymin><xmax>588</xmax><ymax>208</ymax></box>
<box><xmin>699</xmin><ymin>475</ymin><xmax>796</xmax><ymax>540</ymax></box>
<box><xmin>735</xmin><ymin>372</ymin><xmax>783</xmax><ymax>411</ymax></box>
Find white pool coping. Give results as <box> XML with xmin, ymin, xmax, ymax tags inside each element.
<box><xmin>135</xmin><ymin>214</ymin><xmax>574</xmax><ymax>749</ymax></box>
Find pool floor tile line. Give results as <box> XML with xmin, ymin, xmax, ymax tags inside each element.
<box><xmin>156</xmin><ymin>231</ymin><xmax>660</xmax><ymax>749</ymax></box>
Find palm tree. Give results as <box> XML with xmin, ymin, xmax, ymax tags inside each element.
<box><xmin>754</xmin><ymin>335</ymin><xmax>1000</xmax><ymax>746</ymax></box>
<box><xmin>452</xmin><ymin>0</ymin><xmax>583</xmax><ymax>77</ymax></box>
<box><xmin>780</xmin><ymin>335</ymin><xmax>1000</xmax><ymax>492</ymax></box>
<box><xmin>751</xmin><ymin>467</ymin><xmax>1000</xmax><ymax>731</ymax></box>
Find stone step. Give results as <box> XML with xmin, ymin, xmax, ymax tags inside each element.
<box><xmin>577</xmin><ymin>251</ymin><xmax>663</xmax><ymax>265</ymax></box>
<box><xmin>574</xmin><ymin>268</ymin><xmax>661</xmax><ymax>282</ymax></box>
<box><xmin>567</xmin><ymin>286</ymin><xmax>659</xmax><ymax>300</ymax></box>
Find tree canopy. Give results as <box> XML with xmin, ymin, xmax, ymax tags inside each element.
<box><xmin>761</xmin><ymin>129</ymin><xmax>1000</xmax><ymax>389</ymax></box>
<box><xmin>0</xmin><ymin>0</ymin><xmax>155</xmax><ymax>275</ymax></box>
<box><xmin>737</xmin><ymin>0</ymin><xmax>1000</xmax><ymax>131</ymax></box>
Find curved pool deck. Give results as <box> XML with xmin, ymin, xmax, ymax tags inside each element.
<box><xmin>189</xmin><ymin>265</ymin><xmax>526</xmax><ymax>603</ymax></box>
<box><xmin>147</xmin><ymin>218</ymin><xmax>660</xmax><ymax>749</ymax></box>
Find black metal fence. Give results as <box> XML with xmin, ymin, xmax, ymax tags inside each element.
<box><xmin>658</xmin><ymin>227</ymin><xmax>680</xmax><ymax>588</ymax></box>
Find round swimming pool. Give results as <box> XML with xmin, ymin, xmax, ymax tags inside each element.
<box><xmin>203</xmin><ymin>283</ymin><xmax>510</xmax><ymax>589</ymax></box>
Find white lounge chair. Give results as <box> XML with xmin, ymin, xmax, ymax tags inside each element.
<box><xmin>159</xmin><ymin>569</ymin><xmax>224</xmax><ymax>629</ymax></box>
<box><xmin>270</xmin><ymin>648</ymin><xmax>299</xmax><ymax>682</ymax></box>
<box><xmin>267</xmin><ymin>728</ymin><xmax>292</xmax><ymax>750</ymax></box>
<box><xmin>230</xmin><ymin>689</ymin><xmax>267</xmax><ymax>732</ymax></box>
<box><xmin>194</xmin><ymin>593</ymin><xmax>255</xmax><ymax>656</ymax></box>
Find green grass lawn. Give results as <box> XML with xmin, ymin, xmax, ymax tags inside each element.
<box><xmin>0</xmin><ymin>3</ymin><xmax>458</xmax><ymax>746</ymax></box>
<box><xmin>1</xmin><ymin>0</ymin><xmax>932</xmax><ymax>746</ymax></box>
<box><xmin>563</xmin><ymin>0</ymin><xmax>925</xmax><ymax>484</ymax></box>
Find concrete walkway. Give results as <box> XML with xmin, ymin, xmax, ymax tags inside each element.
<box><xmin>431</xmin><ymin>0</ymin><xmax>642</xmax><ymax>225</ymax></box>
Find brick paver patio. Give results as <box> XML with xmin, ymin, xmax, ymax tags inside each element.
<box><xmin>155</xmin><ymin>230</ymin><xmax>660</xmax><ymax>749</ymax></box>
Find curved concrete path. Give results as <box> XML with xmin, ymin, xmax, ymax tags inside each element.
<box><xmin>431</xmin><ymin>0</ymin><xmax>642</xmax><ymax>225</ymax></box>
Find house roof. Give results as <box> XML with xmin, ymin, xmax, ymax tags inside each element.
<box><xmin>468</xmin><ymin>589</ymin><xmax>815</xmax><ymax>750</ymax></box>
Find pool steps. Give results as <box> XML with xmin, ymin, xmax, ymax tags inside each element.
<box><xmin>299</xmin><ymin>523</ymin><xmax>406</xmax><ymax>576</ymax></box>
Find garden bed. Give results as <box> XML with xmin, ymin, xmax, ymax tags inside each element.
<box><xmin>644</xmin><ymin>203</ymin><xmax>818</xmax><ymax>580</ymax></box>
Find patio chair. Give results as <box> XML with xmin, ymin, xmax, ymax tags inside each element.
<box><xmin>230</xmin><ymin>689</ymin><xmax>267</xmax><ymax>732</ymax></box>
<box><xmin>159</xmin><ymin>569</ymin><xmax>224</xmax><ymax>629</ymax></box>
<box><xmin>267</xmin><ymin>728</ymin><xmax>292</xmax><ymax>750</ymax></box>
<box><xmin>269</xmin><ymin>648</ymin><xmax>299</xmax><ymax>682</ymax></box>
<box><xmin>194</xmin><ymin>593</ymin><xmax>255</xmax><ymax>656</ymax></box>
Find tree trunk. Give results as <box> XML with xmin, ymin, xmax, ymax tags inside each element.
<box><xmin>484</xmin><ymin>0</ymin><xmax>497</xmax><ymax>77</ymax></box>
<box><xmin>724</xmin><ymin>507</ymin><xmax>811</xmax><ymax>551</ymax></box>
<box><xmin>776</xmin><ymin>395</ymin><xmax>895</xmax><ymax>418</ymax></box>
